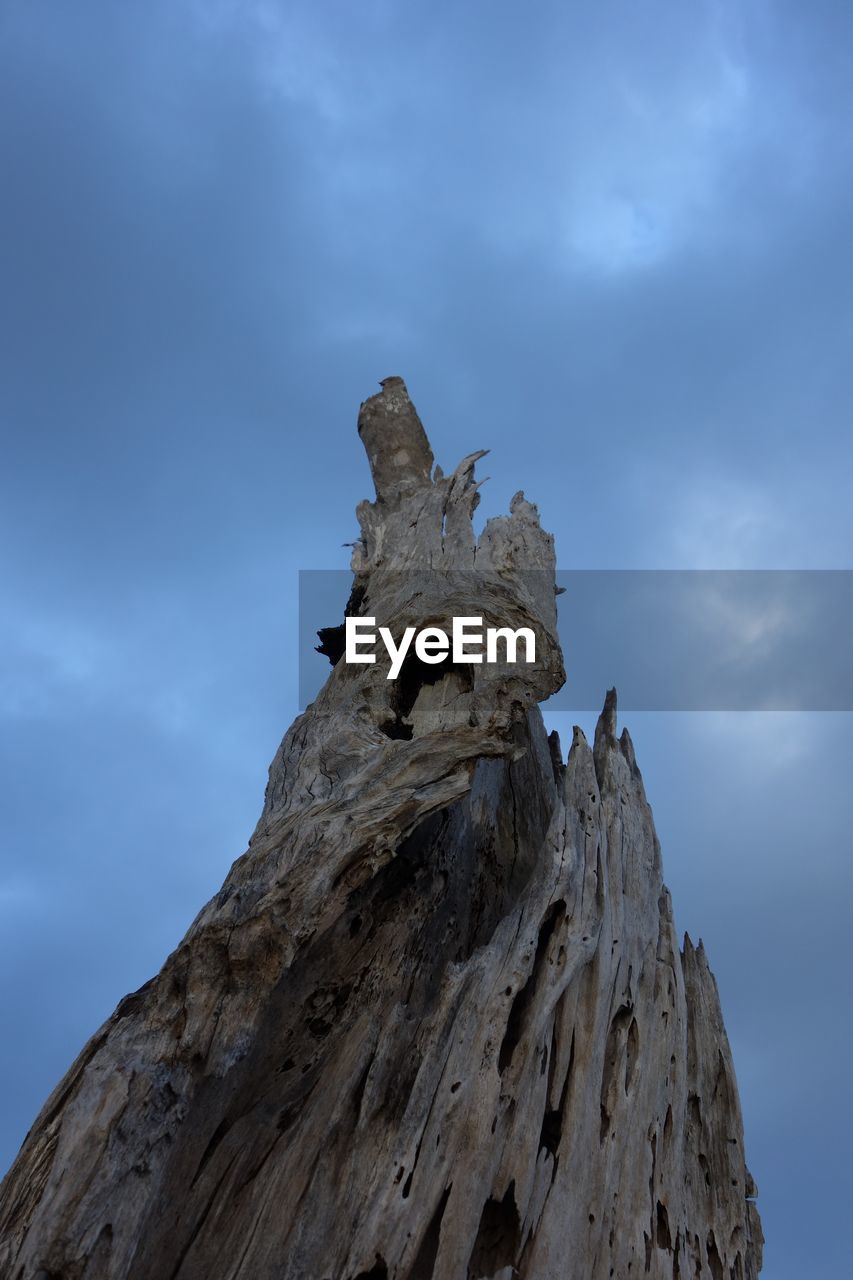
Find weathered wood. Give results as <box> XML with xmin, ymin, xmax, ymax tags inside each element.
<box><xmin>0</xmin><ymin>379</ymin><xmax>762</xmax><ymax>1279</ymax></box>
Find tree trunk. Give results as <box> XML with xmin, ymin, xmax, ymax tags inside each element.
<box><xmin>0</xmin><ymin>377</ymin><xmax>762</xmax><ymax>1279</ymax></box>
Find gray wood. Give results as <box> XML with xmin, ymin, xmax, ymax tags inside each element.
<box><xmin>0</xmin><ymin>379</ymin><xmax>762</xmax><ymax>1279</ymax></box>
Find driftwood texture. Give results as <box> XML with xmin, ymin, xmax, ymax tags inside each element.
<box><xmin>0</xmin><ymin>378</ymin><xmax>762</xmax><ymax>1279</ymax></box>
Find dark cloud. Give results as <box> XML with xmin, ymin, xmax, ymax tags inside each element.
<box><xmin>2</xmin><ymin>3</ymin><xmax>851</xmax><ymax>1273</ymax></box>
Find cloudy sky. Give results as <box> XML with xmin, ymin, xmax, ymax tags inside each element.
<box><xmin>2</xmin><ymin>2</ymin><xmax>852</xmax><ymax>1275</ymax></box>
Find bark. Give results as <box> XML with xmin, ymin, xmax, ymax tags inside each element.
<box><xmin>0</xmin><ymin>378</ymin><xmax>762</xmax><ymax>1280</ymax></box>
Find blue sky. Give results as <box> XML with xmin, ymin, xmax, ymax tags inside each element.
<box><xmin>1</xmin><ymin>3</ymin><xmax>852</xmax><ymax>1275</ymax></box>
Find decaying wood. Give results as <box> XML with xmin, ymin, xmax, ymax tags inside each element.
<box><xmin>0</xmin><ymin>378</ymin><xmax>762</xmax><ymax>1279</ymax></box>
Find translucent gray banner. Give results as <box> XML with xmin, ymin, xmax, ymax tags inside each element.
<box><xmin>298</xmin><ymin>570</ymin><xmax>853</xmax><ymax>711</ymax></box>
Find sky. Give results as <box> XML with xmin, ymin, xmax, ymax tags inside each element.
<box><xmin>1</xmin><ymin>2</ymin><xmax>852</xmax><ymax>1275</ymax></box>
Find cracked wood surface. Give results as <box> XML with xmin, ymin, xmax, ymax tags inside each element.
<box><xmin>0</xmin><ymin>378</ymin><xmax>762</xmax><ymax>1279</ymax></box>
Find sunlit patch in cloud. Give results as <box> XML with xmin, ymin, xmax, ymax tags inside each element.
<box><xmin>566</xmin><ymin>195</ymin><xmax>670</xmax><ymax>271</ymax></box>
<box><xmin>561</xmin><ymin>32</ymin><xmax>752</xmax><ymax>271</ymax></box>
